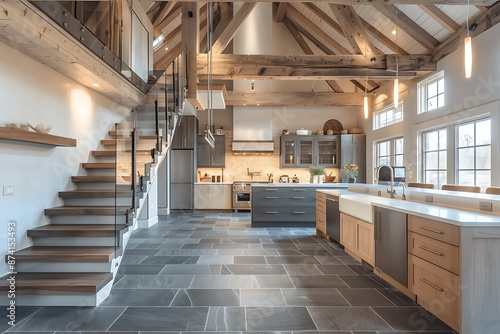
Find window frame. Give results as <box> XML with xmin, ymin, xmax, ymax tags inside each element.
<box><xmin>418</xmin><ymin>70</ymin><xmax>445</xmax><ymax>114</ymax></box>
<box><xmin>373</xmin><ymin>103</ymin><xmax>404</xmax><ymax>130</ymax></box>
<box><xmin>375</xmin><ymin>137</ymin><xmax>405</xmax><ymax>174</ymax></box>
<box><xmin>422</xmin><ymin>127</ymin><xmax>448</xmax><ymax>189</ymax></box>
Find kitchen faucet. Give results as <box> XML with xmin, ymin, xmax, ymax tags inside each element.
<box><xmin>399</xmin><ymin>181</ymin><xmax>407</xmax><ymax>200</ymax></box>
<box><xmin>377</xmin><ymin>164</ymin><xmax>396</xmax><ymax>198</ymax></box>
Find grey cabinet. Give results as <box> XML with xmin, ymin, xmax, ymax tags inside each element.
<box><xmin>280</xmin><ymin>135</ymin><xmax>339</xmax><ymax>168</ymax></box>
<box><xmin>197</xmin><ymin>135</ymin><xmax>225</xmax><ymax>167</ymax></box>
<box><xmin>172</xmin><ymin>116</ymin><xmax>198</xmax><ymax>149</ymax></box>
<box><xmin>340</xmin><ymin>134</ymin><xmax>366</xmax><ymax>183</ymax></box>
<box><xmin>252</xmin><ymin>186</ymin><xmax>320</xmax><ymax>227</ymax></box>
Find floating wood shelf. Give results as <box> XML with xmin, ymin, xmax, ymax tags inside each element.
<box><xmin>0</xmin><ymin>127</ymin><xmax>76</xmax><ymax>147</ymax></box>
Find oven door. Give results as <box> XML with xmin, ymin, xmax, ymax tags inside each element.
<box><xmin>233</xmin><ymin>191</ymin><xmax>251</xmax><ymax>209</ymax></box>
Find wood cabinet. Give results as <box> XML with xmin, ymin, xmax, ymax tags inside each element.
<box><xmin>340</xmin><ymin>213</ymin><xmax>374</xmax><ymax>266</ymax></box>
<box><xmin>194</xmin><ymin>184</ymin><xmax>232</xmax><ymax>210</ymax></box>
<box><xmin>172</xmin><ymin>116</ymin><xmax>198</xmax><ymax>149</ymax></box>
<box><xmin>280</xmin><ymin>135</ymin><xmax>340</xmax><ymax>168</ymax></box>
<box><xmin>316</xmin><ymin>192</ymin><xmax>327</xmax><ymax>236</ymax></box>
<box><xmin>408</xmin><ymin>215</ymin><xmax>461</xmax><ymax>332</ymax></box>
<box><xmin>197</xmin><ymin>135</ymin><xmax>225</xmax><ymax>167</ymax></box>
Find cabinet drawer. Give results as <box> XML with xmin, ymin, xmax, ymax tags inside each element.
<box><xmin>316</xmin><ymin>191</ymin><xmax>326</xmax><ymax>202</ymax></box>
<box><xmin>316</xmin><ymin>209</ymin><xmax>326</xmax><ymax>233</ymax></box>
<box><xmin>409</xmin><ymin>254</ymin><xmax>460</xmax><ymax>332</ymax></box>
<box><xmin>253</xmin><ymin>207</ymin><xmax>315</xmax><ymax>221</ymax></box>
<box><xmin>316</xmin><ymin>196</ymin><xmax>326</xmax><ymax>213</ymax></box>
<box><xmin>408</xmin><ymin>215</ymin><xmax>460</xmax><ymax>246</ymax></box>
<box><xmin>253</xmin><ymin>196</ymin><xmax>315</xmax><ymax>206</ymax></box>
<box><xmin>408</xmin><ymin>231</ymin><xmax>460</xmax><ymax>275</ymax></box>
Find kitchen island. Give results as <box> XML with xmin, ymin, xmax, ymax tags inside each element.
<box><xmin>251</xmin><ymin>183</ymin><xmax>348</xmax><ymax>227</ymax></box>
<box><xmin>317</xmin><ymin>186</ymin><xmax>500</xmax><ymax>334</ymax></box>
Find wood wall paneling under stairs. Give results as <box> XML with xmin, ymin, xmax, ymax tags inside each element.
<box><xmin>0</xmin><ymin>126</ymin><xmax>157</xmax><ymax>306</ymax></box>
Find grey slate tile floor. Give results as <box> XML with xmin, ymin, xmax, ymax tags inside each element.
<box><xmin>2</xmin><ymin>212</ymin><xmax>455</xmax><ymax>333</ymax></box>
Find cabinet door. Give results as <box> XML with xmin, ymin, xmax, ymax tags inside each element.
<box><xmin>211</xmin><ymin>135</ymin><xmax>226</xmax><ymax>167</ymax></box>
<box><xmin>221</xmin><ymin>185</ymin><xmax>232</xmax><ymax>210</ymax></box>
<box><xmin>194</xmin><ymin>185</ymin><xmax>210</xmax><ymax>209</ymax></box>
<box><xmin>281</xmin><ymin>136</ymin><xmax>297</xmax><ymax>167</ymax></box>
<box><xmin>316</xmin><ymin>136</ymin><xmax>340</xmax><ymax>167</ymax></box>
<box><xmin>340</xmin><ymin>213</ymin><xmax>357</xmax><ymax>253</ymax></box>
<box><xmin>340</xmin><ymin>134</ymin><xmax>366</xmax><ymax>183</ymax></box>
<box><xmin>172</xmin><ymin>116</ymin><xmax>197</xmax><ymax>149</ymax></box>
<box><xmin>356</xmin><ymin>219</ymin><xmax>375</xmax><ymax>266</ymax></box>
<box><xmin>297</xmin><ymin>137</ymin><xmax>314</xmax><ymax>167</ymax></box>
<box><xmin>197</xmin><ymin>135</ymin><xmax>211</xmax><ymax>167</ymax></box>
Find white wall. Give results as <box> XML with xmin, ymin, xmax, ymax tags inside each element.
<box><xmin>359</xmin><ymin>23</ymin><xmax>500</xmax><ymax>185</ymax></box>
<box><xmin>0</xmin><ymin>42</ymin><xmax>129</xmax><ymax>276</ymax></box>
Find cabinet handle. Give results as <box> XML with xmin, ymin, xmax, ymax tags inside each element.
<box><xmin>418</xmin><ymin>245</ymin><xmax>443</xmax><ymax>256</ymax></box>
<box><xmin>293</xmin><ymin>196</ymin><xmax>306</xmax><ymax>199</ymax></box>
<box><xmin>293</xmin><ymin>211</ymin><xmax>306</xmax><ymax>214</ymax></box>
<box><xmin>419</xmin><ymin>278</ymin><xmax>443</xmax><ymax>292</ymax></box>
<box><xmin>374</xmin><ymin>211</ymin><xmax>381</xmax><ymax>240</ymax></box>
<box><xmin>265</xmin><ymin>189</ymin><xmax>278</xmax><ymax>192</ymax></box>
<box><xmin>265</xmin><ymin>211</ymin><xmax>278</xmax><ymax>214</ymax></box>
<box><xmin>419</xmin><ymin>226</ymin><xmax>444</xmax><ymax>234</ymax></box>
<box><xmin>266</xmin><ymin>196</ymin><xmax>278</xmax><ymax>199</ymax></box>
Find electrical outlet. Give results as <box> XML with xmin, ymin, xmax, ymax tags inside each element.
<box><xmin>2</xmin><ymin>185</ymin><xmax>13</xmax><ymax>196</ymax></box>
<box><xmin>425</xmin><ymin>195</ymin><xmax>433</xmax><ymax>203</ymax></box>
<box><xmin>479</xmin><ymin>201</ymin><xmax>493</xmax><ymax>212</ymax></box>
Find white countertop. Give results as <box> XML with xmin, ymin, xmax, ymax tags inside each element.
<box><xmin>251</xmin><ymin>183</ymin><xmax>349</xmax><ymax>188</ymax></box>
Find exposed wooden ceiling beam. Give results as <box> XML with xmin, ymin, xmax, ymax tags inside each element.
<box><xmin>374</xmin><ymin>4</ymin><xmax>441</xmax><ymax>51</ymax></box>
<box><xmin>286</xmin><ymin>4</ymin><xmax>351</xmax><ymax>55</ymax></box>
<box><xmin>154</xmin><ymin>43</ymin><xmax>181</xmax><ymax>70</ymax></box>
<box><xmin>142</xmin><ymin>0</ymin><xmax>497</xmax><ymax>5</ymax></box>
<box><xmin>274</xmin><ymin>3</ymin><xmax>287</xmax><ymax>22</ymax></box>
<box><xmin>283</xmin><ymin>17</ymin><xmax>344</xmax><ymax>93</ymax></box>
<box><xmin>197</xmin><ymin>54</ymin><xmax>436</xmax><ymax>80</ymax></box>
<box><xmin>226</xmin><ymin>92</ymin><xmax>364</xmax><ymax>107</ymax></box>
<box><xmin>329</xmin><ymin>4</ymin><xmax>378</xmax><ymax>57</ymax></box>
<box><xmin>212</xmin><ymin>2</ymin><xmax>257</xmax><ymax>54</ymax></box>
<box><xmin>419</xmin><ymin>4</ymin><xmax>461</xmax><ymax>32</ymax></box>
<box><xmin>360</xmin><ymin>17</ymin><xmax>410</xmax><ymax>55</ymax></box>
<box><xmin>432</xmin><ymin>1</ymin><xmax>500</xmax><ymax>62</ymax></box>
<box><xmin>140</xmin><ymin>0</ymin><xmax>156</xmax><ymax>13</ymax></box>
<box><xmin>153</xmin><ymin>1</ymin><xmax>178</xmax><ymax>30</ymax></box>
<box><xmin>286</xmin><ymin>17</ymin><xmax>368</xmax><ymax>92</ymax></box>
<box><xmin>154</xmin><ymin>25</ymin><xmax>181</xmax><ymax>55</ymax></box>
<box><xmin>154</xmin><ymin>2</ymin><xmax>181</xmax><ymax>37</ymax></box>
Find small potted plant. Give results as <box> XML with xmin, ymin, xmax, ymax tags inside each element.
<box><xmin>343</xmin><ymin>163</ymin><xmax>359</xmax><ymax>183</ymax></box>
<box><xmin>308</xmin><ymin>165</ymin><xmax>326</xmax><ymax>183</ymax></box>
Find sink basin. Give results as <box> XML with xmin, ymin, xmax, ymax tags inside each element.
<box><xmin>339</xmin><ymin>195</ymin><xmax>395</xmax><ymax>223</ymax></box>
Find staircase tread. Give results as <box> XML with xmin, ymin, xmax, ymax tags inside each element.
<box><xmin>59</xmin><ymin>189</ymin><xmax>132</xmax><ymax>197</ymax></box>
<box><xmin>0</xmin><ymin>273</ymin><xmax>113</xmax><ymax>294</ymax></box>
<box><xmin>44</xmin><ymin>206</ymin><xmax>129</xmax><ymax>216</ymax></box>
<box><xmin>28</xmin><ymin>224</ymin><xmax>127</xmax><ymax>237</ymax></box>
<box><xmin>11</xmin><ymin>246</ymin><xmax>122</xmax><ymax>263</ymax></box>
<box><xmin>30</xmin><ymin>224</ymin><xmax>125</xmax><ymax>231</ymax></box>
<box><xmin>82</xmin><ymin>163</ymin><xmax>115</xmax><ymax>169</ymax></box>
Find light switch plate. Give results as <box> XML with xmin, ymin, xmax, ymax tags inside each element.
<box><xmin>425</xmin><ymin>195</ymin><xmax>433</xmax><ymax>203</ymax></box>
<box><xmin>479</xmin><ymin>201</ymin><xmax>492</xmax><ymax>212</ymax></box>
<box><xmin>3</xmin><ymin>185</ymin><xmax>13</xmax><ymax>196</ymax></box>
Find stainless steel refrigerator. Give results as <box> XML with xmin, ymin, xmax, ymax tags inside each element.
<box><xmin>170</xmin><ymin>150</ymin><xmax>194</xmax><ymax>210</ymax></box>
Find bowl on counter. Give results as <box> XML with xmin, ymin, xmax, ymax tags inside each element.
<box><xmin>296</xmin><ymin>129</ymin><xmax>309</xmax><ymax>135</ymax></box>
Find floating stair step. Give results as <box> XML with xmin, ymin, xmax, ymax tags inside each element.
<box><xmin>92</xmin><ymin>150</ymin><xmax>152</xmax><ymax>157</ymax></box>
<box><xmin>108</xmin><ymin>131</ymin><xmax>156</xmax><ymax>138</ymax></box>
<box><xmin>27</xmin><ymin>224</ymin><xmax>127</xmax><ymax>238</ymax></box>
<box><xmin>58</xmin><ymin>190</ymin><xmax>132</xmax><ymax>198</ymax></box>
<box><xmin>10</xmin><ymin>246</ymin><xmax>122</xmax><ymax>263</ymax></box>
<box><xmin>101</xmin><ymin>138</ymin><xmax>158</xmax><ymax>146</ymax></box>
<box><xmin>0</xmin><ymin>272</ymin><xmax>113</xmax><ymax>295</ymax></box>
<box><xmin>82</xmin><ymin>163</ymin><xmax>115</xmax><ymax>169</ymax></box>
<box><xmin>71</xmin><ymin>176</ymin><xmax>115</xmax><ymax>183</ymax></box>
<box><xmin>44</xmin><ymin>206</ymin><xmax>129</xmax><ymax>216</ymax></box>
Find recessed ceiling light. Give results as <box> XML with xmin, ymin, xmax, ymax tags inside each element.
<box><xmin>392</xmin><ymin>29</ymin><xmax>397</xmax><ymax>35</ymax></box>
<box><xmin>165</xmin><ymin>47</ymin><xmax>169</xmax><ymax>51</ymax></box>
<box><xmin>92</xmin><ymin>83</ymin><xmax>100</xmax><ymax>87</ymax></box>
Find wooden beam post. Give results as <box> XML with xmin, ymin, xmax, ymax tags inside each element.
<box><xmin>182</xmin><ymin>2</ymin><xmax>203</xmax><ymax>110</ymax></box>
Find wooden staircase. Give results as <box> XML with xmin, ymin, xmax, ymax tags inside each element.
<box><xmin>0</xmin><ymin>125</ymin><xmax>157</xmax><ymax>306</ymax></box>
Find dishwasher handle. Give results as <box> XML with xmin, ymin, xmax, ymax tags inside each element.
<box><xmin>326</xmin><ymin>198</ymin><xmax>339</xmax><ymax>202</ymax></box>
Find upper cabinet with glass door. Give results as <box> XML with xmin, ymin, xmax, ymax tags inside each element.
<box><xmin>280</xmin><ymin>135</ymin><xmax>339</xmax><ymax>168</ymax></box>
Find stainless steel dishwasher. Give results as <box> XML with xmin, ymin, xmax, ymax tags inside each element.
<box><xmin>326</xmin><ymin>195</ymin><xmax>341</xmax><ymax>243</ymax></box>
<box><xmin>373</xmin><ymin>206</ymin><xmax>408</xmax><ymax>287</ymax></box>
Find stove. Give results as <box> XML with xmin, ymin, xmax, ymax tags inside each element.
<box><xmin>232</xmin><ymin>181</ymin><xmax>272</xmax><ymax>212</ymax></box>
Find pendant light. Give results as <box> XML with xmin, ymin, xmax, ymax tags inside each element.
<box><xmin>364</xmin><ymin>76</ymin><xmax>369</xmax><ymax>119</ymax></box>
<box><xmin>464</xmin><ymin>0</ymin><xmax>472</xmax><ymax>78</ymax></box>
<box><xmin>394</xmin><ymin>32</ymin><xmax>399</xmax><ymax>108</ymax></box>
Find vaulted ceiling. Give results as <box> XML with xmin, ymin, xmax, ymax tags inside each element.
<box><xmin>145</xmin><ymin>0</ymin><xmax>500</xmax><ymax>106</ymax></box>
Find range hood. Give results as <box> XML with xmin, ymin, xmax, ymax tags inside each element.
<box><xmin>232</xmin><ymin>108</ymin><xmax>274</xmax><ymax>154</ymax></box>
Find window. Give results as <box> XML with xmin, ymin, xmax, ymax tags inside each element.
<box><xmin>419</xmin><ymin>71</ymin><xmax>445</xmax><ymax>113</ymax></box>
<box><xmin>456</xmin><ymin>119</ymin><xmax>491</xmax><ymax>189</ymax></box>
<box><xmin>423</xmin><ymin>128</ymin><xmax>448</xmax><ymax>188</ymax></box>
<box><xmin>373</xmin><ymin>103</ymin><xmax>403</xmax><ymax>130</ymax></box>
<box><xmin>376</xmin><ymin>137</ymin><xmax>404</xmax><ymax>167</ymax></box>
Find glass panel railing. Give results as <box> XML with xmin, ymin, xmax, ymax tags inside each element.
<box><xmin>114</xmin><ymin>122</ymin><xmax>133</xmax><ymax>255</ymax></box>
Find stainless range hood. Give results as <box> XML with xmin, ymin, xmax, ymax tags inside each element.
<box><xmin>232</xmin><ymin>108</ymin><xmax>274</xmax><ymax>154</ymax></box>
